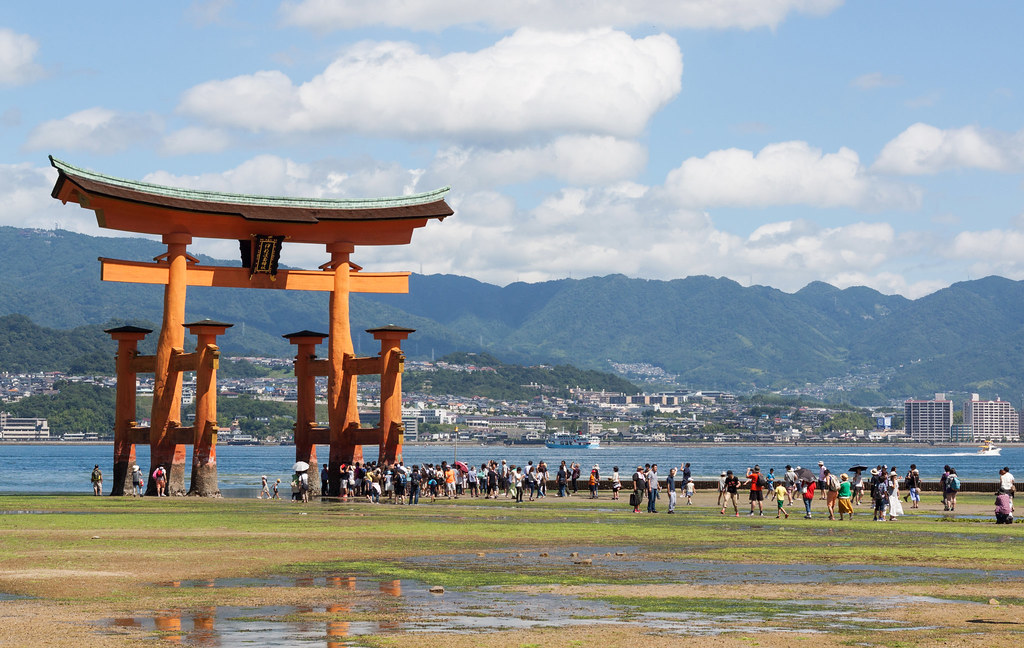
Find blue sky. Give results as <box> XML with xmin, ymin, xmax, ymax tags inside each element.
<box><xmin>2</xmin><ymin>1</ymin><xmax>1022</xmax><ymax>297</ymax></box>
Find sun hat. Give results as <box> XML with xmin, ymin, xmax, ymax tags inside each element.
<box><xmin>818</xmin><ymin>461</ymin><xmax>824</xmax><ymax>465</ymax></box>
<box><xmin>870</xmin><ymin>468</ymin><xmax>878</xmax><ymax>475</ymax></box>
<box><xmin>720</xmin><ymin>471</ymin><xmax>727</xmax><ymax>476</ymax></box>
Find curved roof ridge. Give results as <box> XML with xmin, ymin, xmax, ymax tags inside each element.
<box><xmin>49</xmin><ymin>156</ymin><xmax>450</xmax><ymax>210</ymax></box>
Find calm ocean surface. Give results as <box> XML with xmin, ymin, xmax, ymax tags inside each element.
<box><xmin>0</xmin><ymin>443</ymin><xmax>1019</xmax><ymax>495</ymax></box>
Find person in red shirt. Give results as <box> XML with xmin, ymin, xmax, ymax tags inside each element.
<box><xmin>802</xmin><ymin>478</ymin><xmax>816</xmax><ymax>518</ymax></box>
<box><xmin>745</xmin><ymin>465</ymin><xmax>765</xmax><ymax>516</ymax></box>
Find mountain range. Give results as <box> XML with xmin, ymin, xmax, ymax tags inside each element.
<box><xmin>1</xmin><ymin>226</ymin><xmax>1022</xmax><ymax>404</ymax></box>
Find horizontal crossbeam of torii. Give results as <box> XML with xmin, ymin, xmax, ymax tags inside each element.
<box><xmin>49</xmin><ymin>156</ymin><xmax>453</xmax><ymax>497</ymax></box>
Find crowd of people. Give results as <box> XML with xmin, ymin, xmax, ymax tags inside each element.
<box><xmin>90</xmin><ymin>455</ymin><xmax>1014</xmax><ymax>523</ymax></box>
<box><xmin>277</xmin><ymin>458</ymin><xmax>1014</xmax><ymax>523</ymax></box>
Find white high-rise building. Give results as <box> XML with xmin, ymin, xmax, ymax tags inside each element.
<box><xmin>904</xmin><ymin>393</ymin><xmax>952</xmax><ymax>443</ymax></box>
<box><xmin>964</xmin><ymin>394</ymin><xmax>1019</xmax><ymax>442</ymax></box>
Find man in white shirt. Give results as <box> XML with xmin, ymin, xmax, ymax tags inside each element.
<box><xmin>999</xmin><ymin>467</ymin><xmax>1015</xmax><ymax>497</ymax></box>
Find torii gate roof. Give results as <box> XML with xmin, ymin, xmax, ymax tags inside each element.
<box><xmin>49</xmin><ymin>156</ymin><xmax>453</xmax><ymax>246</ymax></box>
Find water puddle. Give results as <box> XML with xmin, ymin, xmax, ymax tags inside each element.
<box><xmin>107</xmin><ymin>572</ymin><xmax>978</xmax><ymax>645</ymax></box>
<box><xmin>408</xmin><ymin>549</ymin><xmax>1024</xmax><ymax>584</ymax></box>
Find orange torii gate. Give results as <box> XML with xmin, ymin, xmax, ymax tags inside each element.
<box><xmin>49</xmin><ymin>157</ymin><xmax>452</xmax><ymax>497</ymax></box>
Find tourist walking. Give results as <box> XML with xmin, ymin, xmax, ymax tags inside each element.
<box><xmin>823</xmin><ymin>469</ymin><xmax>839</xmax><ymax>520</ymax></box>
<box><xmin>589</xmin><ymin>465</ymin><xmax>600</xmax><ymax>499</ymax></box>
<box><xmin>646</xmin><ymin>464</ymin><xmax>659</xmax><ymax>513</ymax></box>
<box><xmin>745</xmin><ymin>465</ymin><xmax>764</xmax><ymax>516</ymax></box>
<box><xmin>837</xmin><ymin>473</ymin><xmax>853</xmax><ymax>520</ymax></box>
<box><xmin>90</xmin><ymin>465</ymin><xmax>103</xmax><ymax>495</ymax></box>
<box><xmin>717</xmin><ymin>471</ymin><xmax>727</xmax><ymax>507</ymax></box>
<box><xmin>631</xmin><ymin>465</ymin><xmax>645</xmax><ymax>513</ymax></box>
<box><xmin>259</xmin><ymin>475</ymin><xmax>270</xmax><ymax>499</ymax></box>
<box><xmin>407</xmin><ymin>465</ymin><xmax>421</xmax><ymax>505</ymax></box>
<box><xmin>852</xmin><ymin>469</ymin><xmax>864</xmax><ymax>506</ymax></box>
<box><xmin>570</xmin><ymin>462</ymin><xmax>581</xmax><ymax>494</ymax></box>
<box><xmin>904</xmin><ymin>465</ymin><xmax>921</xmax><ymax>509</ymax></box>
<box><xmin>887</xmin><ymin>468</ymin><xmax>904</xmax><ymax>521</ymax></box>
<box><xmin>153</xmin><ymin>465</ymin><xmax>167</xmax><ymax>497</ymax></box>
<box><xmin>666</xmin><ymin>467</ymin><xmax>677</xmax><ymax>513</ymax></box>
<box><xmin>871</xmin><ymin>468</ymin><xmax>889</xmax><ymax>521</ymax></box>
<box><xmin>784</xmin><ymin>465</ymin><xmax>797</xmax><ymax>505</ymax></box>
<box><xmin>801</xmin><ymin>476</ymin><xmax>815</xmax><ymax>518</ymax></box>
<box><xmin>946</xmin><ymin>467</ymin><xmax>960</xmax><ymax>511</ymax></box>
<box><xmin>557</xmin><ymin>461</ymin><xmax>568</xmax><ymax>497</ymax></box>
<box><xmin>130</xmin><ymin>464</ymin><xmax>143</xmax><ymax>497</ymax></box>
<box><xmin>721</xmin><ymin>470</ymin><xmax>739</xmax><ymax>516</ymax></box>
<box><xmin>817</xmin><ymin>461</ymin><xmax>827</xmax><ymax>500</ymax></box>
<box><xmin>611</xmin><ymin>466</ymin><xmax>621</xmax><ymax>500</ymax></box>
<box><xmin>773</xmin><ymin>480</ymin><xmax>788</xmax><ymax>519</ymax></box>
<box><xmin>685</xmin><ymin>478</ymin><xmax>695</xmax><ymax>505</ymax></box>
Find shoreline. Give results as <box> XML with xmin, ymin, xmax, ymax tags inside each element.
<box><xmin>3</xmin><ymin>440</ymin><xmax>1022</xmax><ymax>448</ymax></box>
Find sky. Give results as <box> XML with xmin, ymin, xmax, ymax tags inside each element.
<box><xmin>2</xmin><ymin>1</ymin><xmax>1023</xmax><ymax>298</ymax></box>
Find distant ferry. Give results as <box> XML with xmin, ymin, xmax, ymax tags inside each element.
<box><xmin>545</xmin><ymin>432</ymin><xmax>600</xmax><ymax>449</ymax></box>
<box><xmin>977</xmin><ymin>440</ymin><xmax>1001</xmax><ymax>456</ymax></box>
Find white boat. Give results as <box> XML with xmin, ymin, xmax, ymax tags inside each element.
<box><xmin>977</xmin><ymin>440</ymin><xmax>1001</xmax><ymax>456</ymax></box>
<box><xmin>545</xmin><ymin>432</ymin><xmax>600</xmax><ymax>449</ymax></box>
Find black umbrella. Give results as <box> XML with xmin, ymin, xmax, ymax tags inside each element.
<box><xmin>848</xmin><ymin>465</ymin><xmax>868</xmax><ymax>473</ymax></box>
<box><xmin>794</xmin><ymin>467</ymin><xmax>815</xmax><ymax>483</ymax></box>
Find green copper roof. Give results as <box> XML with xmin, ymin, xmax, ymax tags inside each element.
<box><xmin>50</xmin><ymin>156</ymin><xmax>450</xmax><ymax>210</ymax></box>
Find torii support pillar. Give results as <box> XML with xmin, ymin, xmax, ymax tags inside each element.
<box><xmin>149</xmin><ymin>232</ymin><xmax>193</xmax><ymax>496</ymax></box>
<box><xmin>186</xmin><ymin>319</ymin><xmax>232</xmax><ymax>497</ymax></box>
<box><xmin>368</xmin><ymin>325</ymin><xmax>414</xmax><ymax>464</ymax></box>
<box><xmin>106</xmin><ymin>325</ymin><xmax>152</xmax><ymax>496</ymax></box>
<box><xmin>326</xmin><ymin>242</ymin><xmax>363</xmax><ymax>486</ymax></box>
<box><xmin>285</xmin><ymin>330</ymin><xmax>327</xmax><ymax>497</ymax></box>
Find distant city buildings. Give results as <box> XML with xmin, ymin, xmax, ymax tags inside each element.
<box><xmin>964</xmin><ymin>393</ymin><xmax>1019</xmax><ymax>442</ymax></box>
<box><xmin>904</xmin><ymin>393</ymin><xmax>953</xmax><ymax>442</ymax></box>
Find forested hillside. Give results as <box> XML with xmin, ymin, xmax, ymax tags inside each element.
<box><xmin>3</xmin><ymin>226</ymin><xmax>1024</xmax><ymax>400</ymax></box>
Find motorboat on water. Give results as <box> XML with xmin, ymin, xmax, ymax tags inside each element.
<box><xmin>545</xmin><ymin>432</ymin><xmax>600</xmax><ymax>449</ymax></box>
<box><xmin>977</xmin><ymin>440</ymin><xmax>1001</xmax><ymax>456</ymax></box>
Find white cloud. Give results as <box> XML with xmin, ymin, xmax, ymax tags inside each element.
<box><xmin>873</xmin><ymin>122</ymin><xmax>1024</xmax><ymax>175</ymax></box>
<box><xmin>0</xmin><ymin>163</ymin><xmax>94</xmax><ymax>231</ymax></box>
<box><xmin>178</xmin><ymin>28</ymin><xmax>683</xmax><ymax>139</ymax></box>
<box><xmin>0</xmin><ymin>28</ymin><xmax>43</xmax><ymax>85</ymax></box>
<box><xmin>143</xmin><ymin>154</ymin><xmax>425</xmax><ymax>205</ymax></box>
<box><xmin>161</xmin><ymin>126</ymin><xmax>232</xmax><ymax>155</ymax></box>
<box><xmin>828</xmin><ymin>271</ymin><xmax>946</xmax><ymax>299</ymax></box>
<box><xmin>280</xmin><ymin>0</ymin><xmax>843</xmax><ymax>32</ymax></box>
<box><xmin>24</xmin><ymin>107</ymin><xmax>164</xmax><ymax>154</ymax></box>
<box><xmin>949</xmin><ymin>229</ymin><xmax>1024</xmax><ymax>281</ymax></box>
<box><xmin>851</xmin><ymin>72</ymin><xmax>903</xmax><ymax>90</ymax></box>
<box><xmin>664</xmin><ymin>140</ymin><xmax>921</xmax><ymax>210</ymax></box>
<box><xmin>424</xmin><ymin>136</ymin><xmax>647</xmax><ymax>190</ymax></box>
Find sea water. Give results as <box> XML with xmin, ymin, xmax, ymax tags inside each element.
<box><xmin>0</xmin><ymin>443</ymin><xmax>1017</xmax><ymax>495</ymax></box>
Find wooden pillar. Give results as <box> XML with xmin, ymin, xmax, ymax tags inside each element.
<box><xmin>105</xmin><ymin>325</ymin><xmax>152</xmax><ymax>496</ymax></box>
<box><xmin>149</xmin><ymin>232</ymin><xmax>192</xmax><ymax>496</ymax></box>
<box><xmin>326</xmin><ymin>242</ymin><xmax>362</xmax><ymax>489</ymax></box>
<box><xmin>368</xmin><ymin>325</ymin><xmax>414</xmax><ymax>464</ymax></box>
<box><xmin>285</xmin><ymin>330</ymin><xmax>326</xmax><ymax>496</ymax></box>
<box><xmin>186</xmin><ymin>319</ymin><xmax>231</xmax><ymax>497</ymax></box>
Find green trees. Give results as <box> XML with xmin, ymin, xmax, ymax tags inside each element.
<box><xmin>5</xmin><ymin>381</ymin><xmax>116</xmax><ymax>434</ymax></box>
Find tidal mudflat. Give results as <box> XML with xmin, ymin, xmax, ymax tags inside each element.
<box><xmin>0</xmin><ymin>491</ymin><xmax>1021</xmax><ymax>647</ymax></box>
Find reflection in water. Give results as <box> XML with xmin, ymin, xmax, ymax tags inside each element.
<box><xmin>326</xmin><ymin>603</ymin><xmax>351</xmax><ymax>648</ymax></box>
<box><xmin>192</xmin><ymin>606</ymin><xmax>216</xmax><ymax>646</ymax></box>
<box><xmin>379</xmin><ymin>580</ymin><xmax>401</xmax><ymax>597</ymax></box>
<box><xmin>153</xmin><ymin>610</ymin><xmax>182</xmax><ymax>643</ymax></box>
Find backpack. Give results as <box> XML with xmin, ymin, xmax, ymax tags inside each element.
<box><xmin>875</xmin><ymin>479</ymin><xmax>889</xmax><ymax>499</ymax></box>
<box><xmin>949</xmin><ymin>474</ymin><xmax>961</xmax><ymax>491</ymax></box>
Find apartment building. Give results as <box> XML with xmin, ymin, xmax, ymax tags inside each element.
<box><xmin>904</xmin><ymin>393</ymin><xmax>952</xmax><ymax>442</ymax></box>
